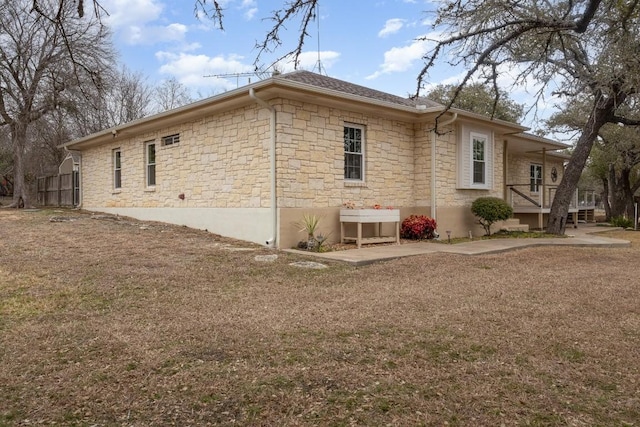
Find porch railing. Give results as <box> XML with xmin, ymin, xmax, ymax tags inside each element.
<box><xmin>577</xmin><ymin>189</ymin><xmax>597</xmax><ymax>208</ymax></box>
<box><xmin>507</xmin><ymin>184</ymin><xmax>580</xmax><ymax>210</ymax></box>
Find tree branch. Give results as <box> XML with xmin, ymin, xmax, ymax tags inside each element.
<box><xmin>610</xmin><ymin>116</ymin><xmax>640</xmax><ymax>126</ymax></box>
<box><xmin>253</xmin><ymin>0</ymin><xmax>318</xmax><ymax>70</ymax></box>
<box><xmin>194</xmin><ymin>0</ymin><xmax>224</xmax><ymax>29</ymax></box>
<box><xmin>574</xmin><ymin>0</ymin><xmax>602</xmax><ymax>33</ymax></box>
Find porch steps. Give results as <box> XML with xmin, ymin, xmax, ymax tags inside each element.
<box><xmin>500</xmin><ymin>218</ymin><xmax>529</xmax><ymax>232</ymax></box>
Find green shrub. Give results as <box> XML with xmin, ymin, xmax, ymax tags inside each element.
<box><xmin>609</xmin><ymin>216</ymin><xmax>633</xmax><ymax>228</ymax></box>
<box><xmin>471</xmin><ymin>197</ymin><xmax>513</xmax><ymax>236</ymax></box>
<box><xmin>401</xmin><ymin>215</ymin><xmax>437</xmax><ymax>240</ymax></box>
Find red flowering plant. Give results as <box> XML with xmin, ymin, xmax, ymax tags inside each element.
<box><xmin>372</xmin><ymin>204</ymin><xmax>394</xmax><ymax>209</ymax></box>
<box><xmin>400</xmin><ymin>215</ymin><xmax>437</xmax><ymax>240</ymax></box>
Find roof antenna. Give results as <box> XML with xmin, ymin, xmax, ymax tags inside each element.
<box><xmin>312</xmin><ymin>2</ymin><xmax>326</xmax><ymax>76</ymax></box>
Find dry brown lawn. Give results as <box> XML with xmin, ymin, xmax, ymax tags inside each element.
<box><xmin>0</xmin><ymin>208</ymin><xmax>638</xmax><ymax>426</ymax></box>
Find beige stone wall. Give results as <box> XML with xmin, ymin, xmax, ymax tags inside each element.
<box><xmin>274</xmin><ymin>99</ymin><xmax>417</xmax><ymax>210</ymax></box>
<box><xmin>81</xmin><ymin>104</ymin><xmax>271</xmax><ymax>209</ymax></box>
<box><xmin>413</xmin><ymin>123</ymin><xmax>432</xmax><ymax>207</ymax></box>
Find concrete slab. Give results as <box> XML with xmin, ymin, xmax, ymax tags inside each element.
<box><xmin>284</xmin><ymin>225</ymin><xmax>631</xmax><ymax>266</ymax></box>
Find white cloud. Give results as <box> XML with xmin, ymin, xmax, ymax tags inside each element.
<box><xmin>101</xmin><ymin>0</ymin><xmax>192</xmax><ymax>45</ymax></box>
<box><xmin>366</xmin><ymin>36</ymin><xmax>433</xmax><ymax>79</ymax></box>
<box><xmin>244</xmin><ymin>8</ymin><xmax>258</xmax><ymax>20</ymax></box>
<box><xmin>123</xmin><ymin>23</ymin><xmax>189</xmax><ymax>45</ymax></box>
<box><xmin>102</xmin><ymin>0</ymin><xmax>164</xmax><ymax>29</ymax></box>
<box><xmin>156</xmin><ymin>51</ymin><xmax>254</xmax><ymax>92</ymax></box>
<box><xmin>240</xmin><ymin>0</ymin><xmax>258</xmax><ymax>20</ymax></box>
<box><xmin>378</xmin><ymin>19</ymin><xmax>405</xmax><ymax>38</ymax></box>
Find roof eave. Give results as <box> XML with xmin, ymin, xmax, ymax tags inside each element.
<box><xmin>62</xmin><ymin>74</ymin><xmax>541</xmax><ymax>150</ymax></box>
<box><xmin>61</xmin><ymin>78</ymin><xmax>278</xmax><ymax>150</ymax></box>
<box><xmin>449</xmin><ymin>107</ymin><xmax>528</xmax><ymax>133</ymax></box>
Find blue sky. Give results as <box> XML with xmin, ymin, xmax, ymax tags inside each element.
<box><xmin>101</xmin><ymin>0</ymin><xmax>555</xmax><ymax>131</ymax></box>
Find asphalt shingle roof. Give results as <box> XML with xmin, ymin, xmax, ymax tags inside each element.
<box><xmin>276</xmin><ymin>70</ymin><xmax>442</xmax><ymax>109</ymax></box>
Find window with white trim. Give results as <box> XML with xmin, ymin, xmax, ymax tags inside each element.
<box><xmin>161</xmin><ymin>133</ymin><xmax>180</xmax><ymax>146</ymax></box>
<box><xmin>530</xmin><ymin>164</ymin><xmax>542</xmax><ymax>193</ymax></box>
<box><xmin>146</xmin><ymin>142</ymin><xmax>156</xmax><ymax>187</ymax></box>
<box><xmin>344</xmin><ymin>124</ymin><xmax>364</xmax><ymax>181</ymax></box>
<box><xmin>457</xmin><ymin>127</ymin><xmax>493</xmax><ymax>190</ymax></box>
<box><xmin>472</xmin><ymin>134</ymin><xmax>486</xmax><ymax>185</ymax></box>
<box><xmin>113</xmin><ymin>148</ymin><xmax>122</xmax><ymax>189</ymax></box>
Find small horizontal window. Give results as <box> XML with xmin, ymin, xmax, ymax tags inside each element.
<box><xmin>161</xmin><ymin>133</ymin><xmax>180</xmax><ymax>146</ymax></box>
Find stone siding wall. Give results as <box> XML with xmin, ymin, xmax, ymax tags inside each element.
<box><xmin>275</xmin><ymin>99</ymin><xmax>417</xmax><ymax>210</ymax></box>
<box><xmin>81</xmin><ymin>105</ymin><xmax>271</xmax><ymax>209</ymax></box>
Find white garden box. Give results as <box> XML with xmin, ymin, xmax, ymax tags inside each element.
<box><xmin>339</xmin><ymin>209</ymin><xmax>400</xmax><ymax>248</ymax></box>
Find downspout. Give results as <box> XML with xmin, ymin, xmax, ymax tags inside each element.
<box><xmin>541</xmin><ymin>147</ymin><xmax>547</xmax><ymax>230</ymax></box>
<box><xmin>503</xmin><ymin>139</ymin><xmax>508</xmax><ymax>201</ymax></box>
<box><xmin>249</xmin><ymin>88</ymin><xmax>277</xmax><ymax>247</ymax></box>
<box><xmin>430</xmin><ymin>113</ymin><xmax>458</xmax><ymax>220</ymax></box>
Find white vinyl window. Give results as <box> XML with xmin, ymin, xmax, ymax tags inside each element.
<box><xmin>458</xmin><ymin>128</ymin><xmax>493</xmax><ymax>190</ymax></box>
<box><xmin>146</xmin><ymin>142</ymin><xmax>156</xmax><ymax>187</ymax></box>
<box><xmin>472</xmin><ymin>134</ymin><xmax>486</xmax><ymax>185</ymax></box>
<box><xmin>530</xmin><ymin>164</ymin><xmax>542</xmax><ymax>193</ymax></box>
<box><xmin>113</xmin><ymin>148</ymin><xmax>122</xmax><ymax>189</ymax></box>
<box><xmin>344</xmin><ymin>124</ymin><xmax>365</xmax><ymax>181</ymax></box>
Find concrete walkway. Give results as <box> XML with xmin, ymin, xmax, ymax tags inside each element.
<box><xmin>286</xmin><ymin>224</ymin><xmax>631</xmax><ymax>266</ymax></box>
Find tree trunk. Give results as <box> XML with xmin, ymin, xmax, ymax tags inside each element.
<box><xmin>8</xmin><ymin>122</ymin><xmax>30</xmax><ymax>209</ymax></box>
<box><xmin>608</xmin><ymin>164</ymin><xmax>624</xmax><ymax>217</ymax></box>
<box><xmin>601</xmin><ymin>177</ymin><xmax>611</xmax><ymax>221</ymax></box>
<box><xmin>623</xmin><ymin>167</ymin><xmax>636</xmax><ymax>217</ymax></box>
<box><xmin>547</xmin><ymin>92</ymin><xmax>624</xmax><ymax>234</ymax></box>
<box><xmin>608</xmin><ymin>164</ymin><xmax>636</xmax><ymax>218</ymax></box>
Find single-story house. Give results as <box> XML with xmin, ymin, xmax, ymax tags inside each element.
<box><xmin>61</xmin><ymin>70</ymin><xmax>572</xmax><ymax>248</ymax></box>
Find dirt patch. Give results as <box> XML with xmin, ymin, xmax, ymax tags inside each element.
<box><xmin>0</xmin><ymin>208</ymin><xmax>638</xmax><ymax>426</ymax></box>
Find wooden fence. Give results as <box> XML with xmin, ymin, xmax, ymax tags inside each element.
<box><xmin>36</xmin><ymin>173</ymin><xmax>78</xmax><ymax>207</ymax></box>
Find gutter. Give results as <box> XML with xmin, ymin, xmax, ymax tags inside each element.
<box><xmin>249</xmin><ymin>88</ymin><xmax>277</xmax><ymax>247</ymax></box>
<box><xmin>431</xmin><ymin>113</ymin><xmax>458</xmax><ymax>221</ymax></box>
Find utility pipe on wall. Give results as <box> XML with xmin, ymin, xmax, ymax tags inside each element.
<box><xmin>430</xmin><ymin>113</ymin><xmax>458</xmax><ymax>221</ymax></box>
<box><xmin>249</xmin><ymin>88</ymin><xmax>277</xmax><ymax>247</ymax></box>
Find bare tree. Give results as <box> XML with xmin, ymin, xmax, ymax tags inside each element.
<box><xmin>45</xmin><ymin>0</ymin><xmax>317</xmax><ymax>72</ymax></box>
<box><xmin>154</xmin><ymin>77</ymin><xmax>193</xmax><ymax>113</ymax></box>
<box><xmin>0</xmin><ymin>0</ymin><xmax>114</xmax><ymax>208</ymax></box>
<box><xmin>102</xmin><ymin>67</ymin><xmax>153</xmax><ymax>126</ymax></box>
<box><xmin>0</xmin><ymin>127</ymin><xmax>12</xmax><ymax>199</ymax></box>
<box><xmin>30</xmin><ymin>108</ymin><xmax>73</xmax><ymax>176</ymax></box>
